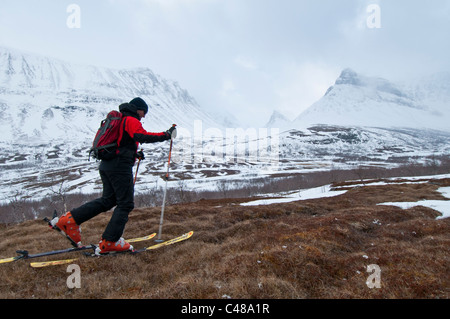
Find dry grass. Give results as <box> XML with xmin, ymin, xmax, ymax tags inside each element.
<box><xmin>0</xmin><ymin>177</ymin><xmax>449</xmax><ymax>299</ymax></box>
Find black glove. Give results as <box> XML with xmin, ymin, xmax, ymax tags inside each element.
<box><xmin>136</xmin><ymin>150</ymin><xmax>145</xmax><ymax>161</ymax></box>
<box><xmin>166</xmin><ymin>125</ymin><xmax>177</xmax><ymax>139</ymax></box>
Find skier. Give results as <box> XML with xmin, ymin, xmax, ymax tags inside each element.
<box><xmin>50</xmin><ymin>97</ymin><xmax>176</xmax><ymax>255</ymax></box>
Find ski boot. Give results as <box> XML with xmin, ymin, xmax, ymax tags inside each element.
<box><xmin>44</xmin><ymin>211</ymin><xmax>82</xmax><ymax>247</ymax></box>
<box><xmin>95</xmin><ymin>237</ymin><xmax>134</xmax><ymax>256</ymax></box>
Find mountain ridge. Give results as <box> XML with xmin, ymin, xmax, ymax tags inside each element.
<box><xmin>0</xmin><ymin>45</ymin><xmax>226</xmax><ymax>144</ymax></box>
<box><xmin>266</xmin><ymin>68</ymin><xmax>450</xmax><ymax>132</ymax></box>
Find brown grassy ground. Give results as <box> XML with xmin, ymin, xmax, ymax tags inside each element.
<box><xmin>0</xmin><ymin>177</ymin><xmax>449</xmax><ymax>299</ymax></box>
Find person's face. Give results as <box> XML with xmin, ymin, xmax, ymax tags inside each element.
<box><xmin>137</xmin><ymin>110</ymin><xmax>146</xmax><ymax>119</ymax></box>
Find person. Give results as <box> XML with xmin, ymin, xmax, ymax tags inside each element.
<box><xmin>50</xmin><ymin>97</ymin><xmax>176</xmax><ymax>255</ymax></box>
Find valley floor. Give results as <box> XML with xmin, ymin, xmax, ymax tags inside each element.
<box><xmin>0</xmin><ymin>174</ymin><xmax>449</xmax><ymax>300</ymax></box>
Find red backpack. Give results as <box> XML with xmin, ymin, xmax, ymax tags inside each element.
<box><xmin>89</xmin><ymin>110</ymin><xmax>125</xmax><ymax>160</ymax></box>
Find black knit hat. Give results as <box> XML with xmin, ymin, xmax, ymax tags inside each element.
<box><xmin>130</xmin><ymin>97</ymin><xmax>149</xmax><ymax>114</ymax></box>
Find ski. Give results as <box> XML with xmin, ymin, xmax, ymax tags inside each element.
<box><xmin>127</xmin><ymin>233</ymin><xmax>157</xmax><ymax>243</ymax></box>
<box><xmin>0</xmin><ymin>233</ymin><xmax>156</xmax><ymax>265</ymax></box>
<box><xmin>15</xmin><ymin>231</ymin><xmax>194</xmax><ymax>268</ymax></box>
<box><xmin>0</xmin><ymin>245</ymin><xmax>95</xmax><ymax>264</ymax></box>
<box><xmin>29</xmin><ymin>233</ymin><xmax>158</xmax><ymax>268</ymax></box>
<box><xmin>30</xmin><ymin>259</ymin><xmax>78</xmax><ymax>268</ymax></box>
<box><xmin>81</xmin><ymin>231</ymin><xmax>194</xmax><ymax>258</ymax></box>
<box><xmin>141</xmin><ymin>231</ymin><xmax>194</xmax><ymax>252</ymax></box>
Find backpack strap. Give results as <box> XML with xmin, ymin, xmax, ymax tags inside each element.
<box><xmin>116</xmin><ymin>116</ymin><xmax>128</xmax><ymax>149</ymax></box>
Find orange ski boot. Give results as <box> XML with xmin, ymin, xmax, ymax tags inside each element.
<box><xmin>50</xmin><ymin>212</ymin><xmax>82</xmax><ymax>247</ymax></box>
<box><xmin>95</xmin><ymin>237</ymin><xmax>134</xmax><ymax>255</ymax></box>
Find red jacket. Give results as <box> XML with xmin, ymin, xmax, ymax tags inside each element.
<box><xmin>100</xmin><ymin>103</ymin><xmax>170</xmax><ymax>170</ymax></box>
<box><xmin>120</xmin><ymin>116</ymin><xmax>169</xmax><ymax>146</ymax></box>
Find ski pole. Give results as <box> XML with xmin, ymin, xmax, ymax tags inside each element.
<box><xmin>156</xmin><ymin>125</ymin><xmax>176</xmax><ymax>242</ymax></box>
<box><xmin>134</xmin><ymin>149</ymin><xmax>144</xmax><ymax>185</ymax></box>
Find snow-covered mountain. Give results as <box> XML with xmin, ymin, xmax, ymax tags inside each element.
<box><xmin>1</xmin><ymin>48</ymin><xmax>450</xmax><ymax>206</ymax></box>
<box><xmin>264</xmin><ymin>110</ymin><xmax>291</xmax><ymax>129</ymax></box>
<box><xmin>266</xmin><ymin>68</ymin><xmax>450</xmax><ymax>132</ymax></box>
<box><xmin>0</xmin><ymin>45</ymin><xmax>225</xmax><ymax>145</ymax></box>
<box><xmin>0</xmin><ymin>46</ymin><xmax>235</xmax><ymax>203</ymax></box>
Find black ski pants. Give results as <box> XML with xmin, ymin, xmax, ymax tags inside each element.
<box><xmin>70</xmin><ymin>168</ymin><xmax>134</xmax><ymax>242</ymax></box>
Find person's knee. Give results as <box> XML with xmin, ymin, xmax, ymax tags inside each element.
<box><xmin>118</xmin><ymin>200</ymin><xmax>134</xmax><ymax>212</ymax></box>
<box><xmin>101</xmin><ymin>197</ymin><xmax>117</xmax><ymax>211</ymax></box>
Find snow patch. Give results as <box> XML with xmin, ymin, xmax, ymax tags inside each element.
<box><xmin>378</xmin><ymin>186</ymin><xmax>450</xmax><ymax>219</ymax></box>
<box><xmin>243</xmin><ymin>174</ymin><xmax>450</xmax><ymax>220</ymax></box>
<box><xmin>241</xmin><ymin>185</ymin><xmax>347</xmax><ymax>206</ymax></box>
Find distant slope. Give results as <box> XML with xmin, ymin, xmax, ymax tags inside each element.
<box><xmin>266</xmin><ymin>68</ymin><xmax>450</xmax><ymax>132</ymax></box>
<box><xmin>0</xmin><ymin>45</ymin><xmax>225</xmax><ymax>144</ymax></box>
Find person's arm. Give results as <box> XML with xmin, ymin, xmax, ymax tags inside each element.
<box><xmin>124</xmin><ymin>117</ymin><xmax>170</xmax><ymax>144</ymax></box>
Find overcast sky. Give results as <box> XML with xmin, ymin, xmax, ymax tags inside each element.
<box><xmin>0</xmin><ymin>0</ymin><xmax>449</xmax><ymax>127</ymax></box>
